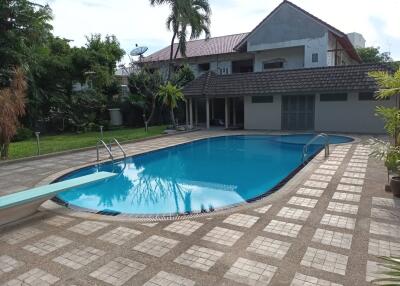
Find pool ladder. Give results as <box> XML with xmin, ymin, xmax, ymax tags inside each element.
<box><xmin>96</xmin><ymin>138</ymin><xmax>127</xmax><ymax>162</ymax></box>
<box><xmin>302</xmin><ymin>133</ymin><xmax>329</xmax><ymax>163</ymax></box>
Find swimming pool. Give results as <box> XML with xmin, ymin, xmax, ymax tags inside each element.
<box><xmin>55</xmin><ymin>134</ymin><xmax>353</xmax><ymax>216</ymax></box>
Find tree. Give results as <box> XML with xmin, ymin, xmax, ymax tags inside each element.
<box><xmin>357</xmin><ymin>47</ymin><xmax>392</xmax><ymax>64</ymax></box>
<box><xmin>0</xmin><ymin>67</ymin><xmax>27</xmax><ymax>159</ymax></box>
<box><xmin>157</xmin><ymin>82</ymin><xmax>185</xmax><ymax>127</ymax></box>
<box><xmin>172</xmin><ymin>64</ymin><xmax>195</xmax><ymax>87</ymax></box>
<box><xmin>127</xmin><ymin>68</ymin><xmax>163</xmax><ymax>131</ymax></box>
<box><xmin>149</xmin><ymin>0</ymin><xmax>211</xmax><ymax>80</ymax></box>
<box><xmin>369</xmin><ymin>68</ymin><xmax>400</xmax><ymax>145</ymax></box>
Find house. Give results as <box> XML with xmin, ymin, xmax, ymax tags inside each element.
<box><xmin>143</xmin><ymin>0</ymin><xmax>395</xmax><ymax>133</ymax></box>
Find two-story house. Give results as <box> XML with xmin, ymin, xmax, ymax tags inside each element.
<box><xmin>142</xmin><ymin>0</ymin><xmax>395</xmax><ymax>133</ymax></box>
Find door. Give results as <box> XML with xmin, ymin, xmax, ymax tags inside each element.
<box><xmin>281</xmin><ymin>95</ymin><xmax>315</xmax><ymax>130</ymax></box>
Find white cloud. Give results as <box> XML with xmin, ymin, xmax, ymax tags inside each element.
<box><xmin>38</xmin><ymin>0</ymin><xmax>400</xmax><ymax>61</ymax></box>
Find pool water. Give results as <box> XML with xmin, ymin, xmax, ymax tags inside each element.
<box><xmin>56</xmin><ymin>134</ymin><xmax>352</xmax><ymax>215</ymax></box>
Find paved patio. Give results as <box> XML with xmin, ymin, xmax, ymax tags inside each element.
<box><xmin>0</xmin><ymin>130</ymin><xmax>399</xmax><ymax>286</ymax></box>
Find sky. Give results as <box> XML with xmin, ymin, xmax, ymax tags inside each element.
<box><xmin>37</xmin><ymin>0</ymin><xmax>400</xmax><ymax>63</ymax></box>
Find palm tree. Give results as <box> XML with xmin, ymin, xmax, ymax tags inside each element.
<box><xmin>149</xmin><ymin>0</ymin><xmax>211</xmax><ymax>79</ymax></box>
<box><xmin>157</xmin><ymin>82</ymin><xmax>184</xmax><ymax>127</ymax></box>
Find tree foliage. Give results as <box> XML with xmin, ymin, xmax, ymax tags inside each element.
<box><xmin>0</xmin><ymin>68</ymin><xmax>27</xmax><ymax>159</ymax></box>
<box><xmin>157</xmin><ymin>82</ymin><xmax>184</xmax><ymax>127</ymax></box>
<box><xmin>357</xmin><ymin>47</ymin><xmax>392</xmax><ymax>64</ymax></box>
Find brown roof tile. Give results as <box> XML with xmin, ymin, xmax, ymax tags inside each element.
<box><xmin>183</xmin><ymin>64</ymin><xmax>391</xmax><ymax>97</ymax></box>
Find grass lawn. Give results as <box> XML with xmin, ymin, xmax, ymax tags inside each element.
<box><xmin>7</xmin><ymin>125</ymin><xmax>166</xmax><ymax>160</ymax></box>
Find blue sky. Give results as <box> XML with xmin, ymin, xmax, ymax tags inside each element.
<box><xmin>39</xmin><ymin>0</ymin><xmax>400</xmax><ymax>63</ymax></box>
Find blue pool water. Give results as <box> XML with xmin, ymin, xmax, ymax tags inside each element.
<box><xmin>56</xmin><ymin>134</ymin><xmax>352</xmax><ymax>215</ymax></box>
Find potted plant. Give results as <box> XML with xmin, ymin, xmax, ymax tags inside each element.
<box><xmin>371</xmin><ymin>139</ymin><xmax>400</xmax><ymax>196</ymax></box>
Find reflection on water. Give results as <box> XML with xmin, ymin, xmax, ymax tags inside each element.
<box><xmin>57</xmin><ymin>135</ymin><xmax>352</xmax><ymax>215</ymax></box>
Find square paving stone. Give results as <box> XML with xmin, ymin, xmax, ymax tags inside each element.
<box><xmin>143</xmin><ymin>271</ymin><xmax>195</xmax><ymax>286</ymax></box>
<box><xmin>224</xmin><ymin>257</ymin><xmax>277</xmax><ymax>286</ymax></box>
<box><xmin>372</xmin><ymin>197</ymin><xmax>400</xmax><ymax>209</ymax></box>
<box><xmin>310</xmin><ymin>174</ymin><xmax>333</xmax><ymax>182</ymax></box>
<box><xmin>0</xmin><ymin>255</ymin><xmax>24</xmax><ymax>275</ymax></box>
<box><xmin>301</xmin><ymin>247</ymin><xmax>348</xmax><ymax>275</ymax></box>
<box><xmin>163</xmin><ymin>220</ymin><xmax>203</xmax><ymax>236</ymax></box>
<box><xmin>303</xmin><ymin>180</ymin><xmax>328</xmax><ymax>189</ymax></box>
<box><xmin>368</xmin><ymin>238</ymin><xmax>400</xmax><ymax>257</ymax></box>
<box><xmin>319</xmin><ymin>165</ymin><xmax>339</xmax><ymax>171</ymax></box>
<box><xmin>336</xmin><ymin>184</ymin><xmax>363</xmax><ymax>193</ymax></box>
<box><xmin>68</xmin><ymin>220</ymin><xmax>109</xmax><ymax>235</ymax></box>
<box><xmin>339</xmin><ymin>177</ymin><xmax>364</xmax><ymax>186</ymax></box>
<box><xmin>44</xmin><ymin>215</ymin><xmax>75</xmax><ymax>227</ymax></box>
<box><xmin>320</xmin><ymin>214</ymin><xmax>355</xmax><ymax>230</ymax></box>
<box><xmin>223</xmin><ymin>213</ymin><xmax>259</xmax><ymax>228</ymax></box>
<box><xmin>366</xmin><ymin>260</ymin><xmax>390</xmax><ymax>283</ymax></box>
<box><xmin>277</xmin><ymin>207</ymin><xmax>310</xmax><ymax>221</ymax></box>
<box><xmin>312</xmin><ymin>228</ymin><xmax>353</xmax><ymax>249</ymax></box>
<box><xmin>332</xmin><ymin>192</ymin><xmax>361</xmax><ymax>203</ymax></box>
<box><xmin>263</xmin><ymin>220</ymin><xmax>303</xmax><ymax>238</ymax></box>
<box><xmin>296</xmin><ymin>188</ymin><xmax>324</xmax><ymax>198</ymax></box>
<box><xmin>202</xmin><ymin>226</ymin><xmax>243</xmax><ymax>246</ymax></box>
<box><xmin>90</xmin><ymin>257</ymin><xmax>146</xmax><ymax>286</ymax></box>
<box><xmin>98</xmin><ymin>226</ymin><xmax>142</xmax><ymax>245</ymax></box>
<box><xmin>247</xmin><ymin>236</ymin><xmax>291</xmax><ymax>259</ymax></box>
<box><xmin>53</xmin><ymin>246</ymin><xmax>106</xmax><ymax>270</ymax></box>
<box><xmin>327</xmin><ymin>202</ymin><xmax>359</xmax><ymax>215</ymax></box>
<box><xmin>370</xmin><ymin>221</ymin><xmax>400</xmax><ymax>238</ymax></box>
<box><xmin>288</xmin><ymin>196</ymin><xmax>318</xmax><ymax>208</ymax></box>
<box><xmin>314</xmin><ymin>169</ymin><xmax>336</xmax><ymax>176</ymax></box>
<box><xmin>346</xmin><ymin>167</ymin><xmax>366</xmax><ymax>173</ymax></box>
<box><xmin>3</xmin><ymin>268</ymin><xmax>59</xmax><ymax>286</ymax></box>
<box><xmin>343</xmin><ymin>172</ymin><xmax>365</xmax><ymax>179</ymax></box>
<box><xmin>371</xmin><ymin>208</ymin><xmax>400</xmax><ymax>222</ymax></box>
<box><xmin>133</xmin><ymin>235</ymin><xmax>179</xmax><ymax>257</ymax></box>
<box><xmin>174</xmin><ymin>245</ymin><xmax>224</xmax><ymax>272</ymax></box>
<box><xmin>22</xmin><ymin>235</ymin><xmax>72</xmax><ymax>256</ymax></box>
<box><xmin>290</xmin><ymin>272</ymin><xmax>342</xmax><ymax>286</ymax></box>
<box><xmin>347</xmin><ymin>162</ymin><xmax>367</xmax><ymax>168</ymax></box>
<box><xmin>254</xmin><ymin>205</ymin><xmax>272</xmax><ymax>214</ymax></box>
<box><xmin>0</xmin><ymin>227</ymin><xmax>43</xmax><ymax>245</ymax></box>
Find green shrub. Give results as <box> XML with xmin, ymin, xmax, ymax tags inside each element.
<box><xmin>12</xmin><ymin>127</ymin><xmax>33</xmax><ymax>142</ymax></box>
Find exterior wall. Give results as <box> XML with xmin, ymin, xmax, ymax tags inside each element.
<box><xmin>327</xmin><ymin>33</ymin><xmax>358</xmax><ymax>66</ymax></box>
<box><xmin>314</xmin><ymin>92</ymin><xmax>395</xmax><ymax>134</ymax></box>
<box><xmin>244</xmin><ymin>96</ymin><xmax>281</xmax><ymax>130</ymax></box>
<box><xmin>254</xmin><ymin>46</ymin><xmax>305</xmax><ymax>71</ymax></box>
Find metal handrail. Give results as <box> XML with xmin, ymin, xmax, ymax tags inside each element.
<box><xmin>302</xmin><ymin>133</ymin><xmax>330</xmax><ymax>163</ymax></box>
<box><xmin>97</xmin><ymin>139</ymin><xmax>114</xmax><ymax>162</ymax></box>
<box><xmin>109</xmin><ymin>138</ymin><xmax>127</xmax><ymax>161</ymax></box>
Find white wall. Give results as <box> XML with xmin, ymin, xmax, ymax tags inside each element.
<box><xmin>315</xmin><ymin>92</ymin><xmax>396</xmax><ymax>134</ymax></box>
<box><xmin>254</xmin><ymin>46</ymin><xmax>305</xmax><ymax>72</ymax></box>
<box><xmin>244</xmin><ymin>96</ymin><xmax>281</xmax><ymax>130</ymax></box>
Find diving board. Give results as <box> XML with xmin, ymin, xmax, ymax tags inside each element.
<box><xmin>0</xmin><ymin>171</ymin><xmax>116</xmax><ymax>226</ymax></box>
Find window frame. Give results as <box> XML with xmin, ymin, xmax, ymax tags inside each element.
<box><xmin>320</xmin><ymin>93</ymin><xmax>348</xmax><ymax>102</ymax></box>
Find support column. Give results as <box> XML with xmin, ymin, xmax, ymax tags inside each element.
<box><xmin>195</xmin><ymin>99</ymin><xmax>198</xmax><ymax>126</ymax></box>
<box><xmin>206</xmin><ymin>97</ymin><xmax>210</xmax><ymax>129</ymax></box>
<box><xmin>185</xmin><ymin>100</ymin><xmax>189</xmax><ymax>128</ymax></box>
<box><xmin>189</xmin><ymin>99</ymin><xmax>193</xmax><ymax>129</ymax></box>
<box><xmin>225</xmin><ymin>97</ymin><xmax>229</xmax><ymax>129</ymax></box>
<box><xmin>211</xmin><ymin>99</ymin><xmax>215</xmax><ymax>120</ymax></box>
<box><xmin>233</xmin><ymin>98</ymin><xmax>237</xmax><ymax>126</ymax></box>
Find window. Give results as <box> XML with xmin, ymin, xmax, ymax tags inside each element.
<box><xmin>252</xmin><ymin>96</ymin><xmax>273</xmax><ymax>103</ymax></box>
<box><xmin>263</xmin><ymin>61</ymin><xmax>284</xmax><ymax>70</ymax></box>
<box><xmin>358</xmin><ymin>92</ymin><xmax>388</xmax><ymax>101</ymax></box>
<box><xmin>320</xmin><ymin>93</ymin><xmax>347</xmax><ymax>102</ymax></box>
<box><xmin>198</xmin><ymin>63</ymin><xmax>210</xmax><ymax>72</ymax></box>
<box><xmin>312</xmin><ymin>53</ymin><xmax>319</xmax><ymax>63</ymax></box>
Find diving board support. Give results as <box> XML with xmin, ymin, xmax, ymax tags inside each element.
<box><xmin>0</xmin><ymin>171</ymin><xmax>116</xmax><ymax>226</ymax></box>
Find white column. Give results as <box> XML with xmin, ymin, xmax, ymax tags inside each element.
<box><xmin>185</xmin><ymin>100</ymin><xmax>189</xmax><ymax>127</ymax></box>
<box><xmin>189</xmin><ymin>99</ymin><xmax>193</xmax><ymax>129</ymax></box>
<box><xmin>225</xmin><ymin>97</ymin><xmax>229</xmax><ymax>129</ymax></box>
<box><xmin>233</xmin><ymin>98</ymin><xmax>237</xmax><ymax>126</ymax></box>
<box><xmin>206</xmin><ymin>97</ymin><xmax>210</xmax><ymax>129</ymax></box>
<box><xmin>195</xmin><ymin>99</ymin><xmax>198</xmax><ymax>126</ymax></box>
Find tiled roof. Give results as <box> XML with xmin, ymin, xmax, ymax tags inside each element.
<box><xmin>142</xmin><ymin>33</ymin><xmax>249</xmax><ymax>63</ymax></box>
<box><xmin>183</xmin><ymin>64</ymin><xmax>391</xmax><ymax>97</ymax></box>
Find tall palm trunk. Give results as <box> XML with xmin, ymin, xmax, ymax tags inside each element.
<box><xmin>167</xmin><ymin>32</ymin><xmax>177</xmax><ymax>81</ymax></box>
<box><xmin>170</xmin><ymin>107</ymin><xmax>176</xmax><ymax>127</ymax></box>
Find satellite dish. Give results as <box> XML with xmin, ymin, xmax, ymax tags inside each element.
<box><xmin>130</xmin><ymin>45</ymin><xmax>148</xmax><ymax>57</ymax></box>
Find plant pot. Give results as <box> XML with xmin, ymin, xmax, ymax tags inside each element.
<box><xmin>390</xmin><ymin>176</ymin><xmax>400</xmax><ymax>197</ymax></box>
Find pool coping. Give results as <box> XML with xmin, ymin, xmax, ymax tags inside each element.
<box><xmin>38</xmin><ymin>132</ymin><xmax>360</xmax><ymax>222</ymax></box>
